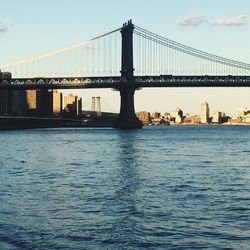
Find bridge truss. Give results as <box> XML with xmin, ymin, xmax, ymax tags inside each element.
<box><xmin>1</xmin><ymin>75</ymin><xmax>250</xmax><ymax>90</ymax></box>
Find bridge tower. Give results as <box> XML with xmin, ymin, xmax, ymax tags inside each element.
<box><xmin>113</xmin><ymin>20</ymin><xmax>143</xmax><ymax>129</ymax></box>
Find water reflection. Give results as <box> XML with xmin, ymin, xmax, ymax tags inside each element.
<box><xmin>108</xmin><ymin>130</ymin><xmax>141</xmax><ymax>245</ymax></box>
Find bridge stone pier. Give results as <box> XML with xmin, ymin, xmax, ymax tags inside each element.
<box><xmin>114</xmin><ymin>87</ymin><xmax>142</xmax><ymax>129</ymax></box>
<box><xmin>113</xmin><ymin>20</ymin><xmax>142</xmax><ymax>129</ymax></box>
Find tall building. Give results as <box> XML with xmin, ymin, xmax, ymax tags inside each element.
<box><xmin>11</xmin><ymin>90</ymin><xmax>37</xmax><ymax>116</ymax></box>
<box><xmin>37</xmin><ymin>89</ymin><xmax>62</xmax><ymax>117</ymax></box>
<box><xmin>36</xmin><ymin>90</ymin><xmax>49</xmax><ymax>117</ymax></box>
<box><xmin>171</xmin><ymin>107</ymin><xmax>183</xmax><ymax>124</ymax></box>
<box><xmin>64</xmin><ymin>94</ymin><xmax>82</xmax><ymax>116</ymax></box>
<box><xmin>91</xmin><ymin>97</ymin><xmax>101</xmax><ymax>114</ymax></box>
<box><xmin>25</xmin><ymin>90</ymin><xmax>37</xmax><ymax>115</ymax></box>
<box><xmin>26</xmin><ymin>90</ymin><xmax>36</xmax><ymax>109</ymax></box>
<box><xmin>64</xmin><ymin>94</ymin><xmax>76</xmax><ymax>115</ymax></box>
<box><xmin>49</xmin><ymin>90</ymin><xmax>62</xmax><ymax>116</ymax></box>
<box><xmin>212</xmin><ymin>111</ymin><xmax>222</xmax><ymax>123</ymax></box>
<box><xmin>200</xmin><ymin>101</ymin><xmax>210</xmax><ymax>124</ymax></box>
<box><xmin>77</xmin><ymin>97</ymin><xmax>82</xmax><ymax>116</ymax></box>
<box><xmin>0</xmin><ymin>91</ymin><xmax>12</xmax><ymax>115</ymax></box>
<box><xmin>11</xmin><ymin>90</ymin><xmax>27</xmax><ymax>116</ymax></box>
<box><xmin>171</xmin><ymin>108</ymin><xmax>183</xmax><ymax>118</ymax></box>
<box><xmin>0</xmin><ymin>91</ymin><xmax>7</xmax><ymax>114</ymax></box>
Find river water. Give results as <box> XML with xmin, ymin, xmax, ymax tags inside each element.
<box><xmin>0</xmin><ymin>126</ymin><xmax>250</xmax><ymax>249</ymax></box>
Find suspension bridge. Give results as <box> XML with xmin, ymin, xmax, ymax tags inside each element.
<box><xmin>1</xmin><ymin>20</ymin><xmax>250</xmax><ymax>128</ymax></box>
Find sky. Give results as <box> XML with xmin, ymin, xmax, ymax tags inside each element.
<box><xmin>1</xmin><ymin>0</ymin><xmax>250</xmax><ymax>115</ymax></box>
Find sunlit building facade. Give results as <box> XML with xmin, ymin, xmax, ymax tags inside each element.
<box><xmin>200</xmin><ymin>101</ymin><xmax>209</xmax><ymax>124</ymax></box>
<box><xmin>64</xmin><ymin>94</ymin><xmax>82</xmax><ymax>116</ymax></box>
<box><xmin>212</xmin><ymin>111</ymin><xmax>222</xmax><ymax>124</ymax></box>
<box><xmin>136</xmin><ymin>111</ymin><xmax>151</xmax><ymax>125</ymax></box>
<box><xmin>37</xmin><ymin>89</ymin><xmax>62</xmax><ymax>117</ymax></box>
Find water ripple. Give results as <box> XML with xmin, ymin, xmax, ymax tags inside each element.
<box><xmin>0</xmin><ymin>126</ymin><xmax>250</xmax><ymax>249</ymax></box>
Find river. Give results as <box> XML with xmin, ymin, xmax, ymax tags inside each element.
<box><xmin>0</xmin><ymin>126</ymin><xmax>249</xmax><ymax>249</ymax></box>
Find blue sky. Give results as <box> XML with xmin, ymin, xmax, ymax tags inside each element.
<box><xmin>1</xmin><ymin>0</ymin><xmax>250</xmax><ymax>115</ymax></box>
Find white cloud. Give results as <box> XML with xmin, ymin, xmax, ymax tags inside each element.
<box><xmin>213</xmin><ymin>15</ymin><xmax>246</xmax><ymax>26</ymax></box>
<box><xmin>0</xmin><ymin>19</ymin><xmax>11</xmax><ymax>32</ymax></box>
<box><xmin>177</xmin><ymin>15</ymin><xmax>206</xmax><ymax>26</ymax></box>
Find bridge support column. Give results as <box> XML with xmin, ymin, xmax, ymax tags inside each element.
<box><xmin>113</xmin><ymin>87</ymin><xmax>142</xmax><ymax>129</ymax></box>
<box><xmin>113</xmin><ymin>20</ymin><xmax>142</xmax><ymax>129</ymax></box>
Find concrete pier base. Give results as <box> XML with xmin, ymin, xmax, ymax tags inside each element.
<box><xmin>113</xmin><ymin>87</ymin><xmax>142</xmax><ymax>129</ymax></box>
<box><xmin>113</xmin><ymin>116</ymin><xmax>142</xmax><ymax>129</ymax></box>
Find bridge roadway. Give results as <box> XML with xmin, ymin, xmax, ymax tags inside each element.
<box><xmin>1</xmin><ymin>75</ymin><xmax>250</xmax><ymax>90</ymax></box>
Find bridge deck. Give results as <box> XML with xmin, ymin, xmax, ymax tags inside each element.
<box><xmin>1</xmin><ymin>75</ymin><xmax>250</xmax><ymax>90</ymax></box>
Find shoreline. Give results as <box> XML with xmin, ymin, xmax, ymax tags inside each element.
<box><xmin>171</xmin><ymin>123</ymin><xmax>250</xmax><ymax>126</ymax></box>
<box><xmin>147</xmin><ymin>123</ymin><xmax>250</xmax><ymax>127</ymax></box>
<box><xmin>0</xmin><ymin>116</ymin><xmax>83</xmax><ymax>130</ymax></box>
<box><xmin>0</xmin><ymin>116</ymin><xmax>115</xmax><ymax>130</ymax></box>
<box><xmin>1</xmin><ymin>116</ymin><xmax>250</xmax><ymax>131</ymax></box>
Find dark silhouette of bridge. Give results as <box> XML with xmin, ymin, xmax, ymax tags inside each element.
<box><xmin>1</xmin><ymin>20</ymin><xmax>250</xmax><ymax>128</ymax></box>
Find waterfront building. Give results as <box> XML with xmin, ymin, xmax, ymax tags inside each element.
<box><xmin>77</xmin><ymin>97</ymin><xmax>82</xmax><ymax>115</ymax></box>
<box><xmin>51</xmin><ymin>90</ymin><xmax>63</xmax><ymax>116</ymax></box>
<box><xmin>191</xmin><ymin>116</ymin><xmax>201</xmax><ymax>124</ymax></box>
<box><xmin>64</xmin><ymin>94</ymin><xmax>76</xmax><ymax>109</ymax></box>
<box><xmin>0</xmin><ymin>91</ymin><xmax>12</xmax><ymax>115</ymax></box>
<box><xmin>163</xmin><ymin>112</ymin><xmax>171</xmax><ymax>119</ymax></box>
<box><xmin>229</xmin><ymin>117</ymin><xmax>242</xmax><ymax>124</ymax></box>
<box><xmin>212</xmin><ymin>111</ymin><xmax>222</xmax><ymax>124</ymax></box>
<box><xmin>26</xmin><ymin>90</ymin><xmax>36</xmax><ymax>110</ymax></box>
<box><xmin>36</xmin><ymin>90</ymin><xmax>49</xmax><ymax>117</ymax></box>
<box><xmin>171</xmin><ymin>108</ymin><xmax>183</xmax><ymax>118</ymax></box>
<box><xmin>183</xmin><ymin>114</ymin><xmax>191</xmax><ymax>123</ymax></box>
<box><xmin>163</xmin><ymin>112</ymin><xmax>171</xmax><ymax>123</ymax></box>
<box><xmin>235</xmin><ymin>110</ymin><xmax>250</xmax><ymax>124</ymax></box>
<box><xmin>3</xmin><ymin>90</ymin><xmax>37</xmax><ymax>116</ymax></box>
<box><xmin>171</xmin><ymin>107</ymin><xmax>183</xmax><ymax>123</ymax></box>
<box><xmin>243</xmin><ymin>114</ymin><xmax>250</xmax><ymax>123</ymax></box>
<box><xmin>175</xmin><ymin>115</ymin><xmax>182</xmax><ymax>124</ymax></box>
<box><xmin>238</xmin><ymin>108</ymin><xmax>250</xmax><ymax>119</ymax></box>
<box><xmin>11</xmin><ymin>91</ymin><xmax>27</xmax><ymax>116</ymax></box>
<box><xmin>37</xmin><ymin>90</ymin><xmax>62</xmax><ymax>117</ymax></box>
<box><xmin>11</xmin><ymin>90</ymin><xmax>38</xmax><ymax>116</ymax></box>
<box><xmin>151</xmin><ymin>117</ymin><xmax>162</xmax><ymax>125</ymax></box>
<box><xmin>0</xmin><ymin>91</ymin><xmax>7</xmax><ymax>114</ymax></box>
<box><xmin>183</xmin><ymin>114</ymin><xmax>201</xmax><ymax>124</ymax></box>
<box><xmin>200</xmin><ymin>101</ymin><xmax>209</xmax><ymax>124</ymax></box>
<box><xmin>64</xmin><ymin>94</ymin><xmax>82</xmax><ymax>116</ymax></box>
<box><xmin>25</xmin><ymin>90</ymin><xmax>37</xmax><ymax>115</ymax></box>
<box><xmin>136</xmin><ymin>111</ymin><xmax>150</xmax><ymax>125</ymax></box>
<box><xmin>221</xmin><ymin>115</ymin><xmax>230</xmax><ymax>123</ymax></box>
<box><xmin>151</xmin><ymin>112</ymin><xmax>161</xmax><ymax>119</ymax></box>
<box><xmin>91</xmin><ymin>97</ymin><xmax>101</xmax><ymax>115</ymax></box>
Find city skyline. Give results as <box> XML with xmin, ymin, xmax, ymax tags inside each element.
<box><xmin>1</xmin><ymin>0</ymin><xmax>250</xmax><ymax>114</ymax></box>
<box><xmin>137</xmin><ymin>101</ymin><xmax>250</xmax><ymax>119</ymax></box>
